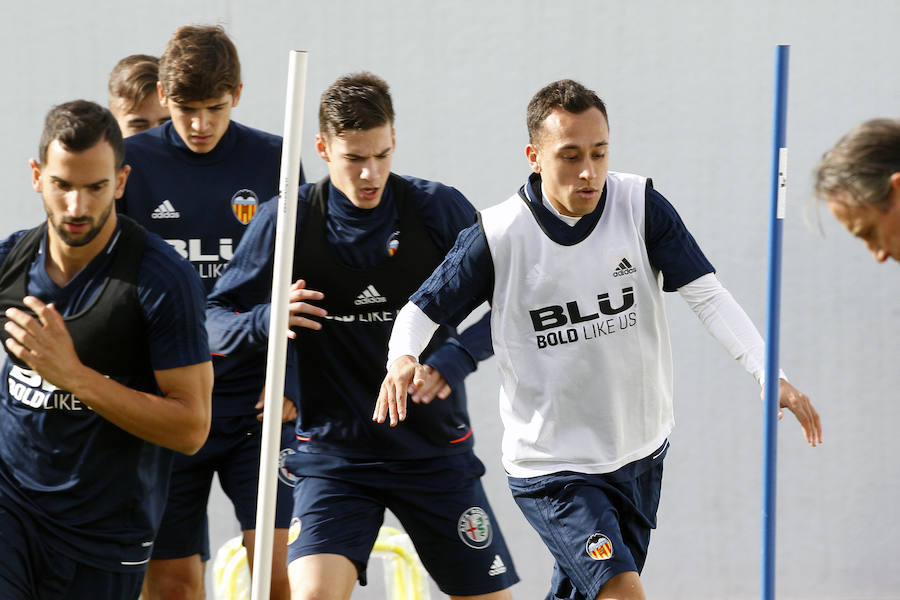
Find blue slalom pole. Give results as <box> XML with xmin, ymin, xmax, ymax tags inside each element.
<box><xmin>762</xmin><ymin>44</ymin><xmax>789</xmax><ymax>600</ymax></box>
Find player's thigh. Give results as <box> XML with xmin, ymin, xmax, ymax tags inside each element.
<box><xmin>449</xmin><ymin>590</ymin><xmax>514</xmax><ymax>600</ymax></box>
<box><xmin>596</xmin><ymin>570</ymin><xmax>645</xmax><ymax>600</ymax></box>
<box><xmin>285</xmin><ymin>474</ymin><xmax>384</xmax><ymax>587</ymax></box>
<box><xmin>219</xmin><ymin>418</ymin><xmax>296</xmax><ymax>530</ymax></box>
<box><xmin>509</xmin><ymin>472</ymin><xmax>639</xmax><ymax>600</ymax></box>
<box><xmin>288</xmin><ymin>553</ymin><xmax>357</xmax><ymax>600</ymax></box>
<box><xmin>142</xmin><ymin>555</ymin><xmax>204</xmax><ymax>600</ymax></box>
<box><xmin>242</xmin><ymin>528</ymin><xmax>289</xmax><ymax>573</ymax></box>
<box><xmin>388</xmin><ymin>455</ymin><xmax>519</xmax><ymax>597</ymax></box>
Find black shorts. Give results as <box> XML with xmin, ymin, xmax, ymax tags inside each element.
<box><xmin>284</xmin><ymin>451</ymin><xmax>519</xmax><ymax>596</ymax></box>
<box><xmin>0</xmin><ymin>505</ymin><xmax>144</xmax><ymax>599</ymax></box>
<box><xmin>152</xmin><ymin>414</ymin><xmax>296</xmax><ymax>560</ymax></box>
<box><xmin>508</xmin><ymin>441</ymin><xmax>667</xmax><ymax>599</ymax></box>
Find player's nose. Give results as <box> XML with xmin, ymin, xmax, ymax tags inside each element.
<box><xmin>192</xmin><ymin>112</ymin><xmax>209</xmax><ymax>132</ymax></box>
<box><xmin>65</xmin><ymin>190</ymin><xmax>87</xmax><ymax>217</ymax></box>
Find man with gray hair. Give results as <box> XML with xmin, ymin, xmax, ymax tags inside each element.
<box><xmin>815</xmin><ymin>118</ymin><xmax>900</xmax><ymax>263</ymax></box>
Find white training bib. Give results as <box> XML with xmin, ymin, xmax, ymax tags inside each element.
<box><xmin>481</xmin><ymin>172</ymin><xmax>674</xmax><ymax>477</ymax></box>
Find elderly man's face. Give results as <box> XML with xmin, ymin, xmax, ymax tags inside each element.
<box><xmin>827</xmin><ymin>187</ymin><xmax>900</xmax><ymax>263</ymax></box>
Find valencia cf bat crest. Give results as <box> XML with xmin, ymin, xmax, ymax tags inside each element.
<box><xmin>231</xmin><ymin>189</ymin><xmax>259</xmax><ymax>225</ymax></box>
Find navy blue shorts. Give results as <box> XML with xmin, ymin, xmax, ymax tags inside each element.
<box><xmin>0</xmin><ymin>505</ymin><xmax>144</xmax><ymax>599</ymax></box>
<box><xmin>508</xmin><ymin>441</ymin><xmax>667</xmax><ymax>600</ymax></box>
<box><xmin>284</xmin><ymin>451</ymin><xmax>519</xmax><ymax>596</ymax></box>
<box><xmin>152</xmin><ymin>414</ymin><xmax>297</xmax><ymax>560</ymax></box>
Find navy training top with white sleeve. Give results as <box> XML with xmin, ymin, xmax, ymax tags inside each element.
<box><xmin>0</xmin><ymin>222</ymin><xmax>209</xmax><ymax>572</ymax></box>
<box><xmin>207</xmin><ymin>176</ymin><xmax>491</xmax><ymax>460</ymax></box>
<box><xmin>411</xmin><ymin>172</ymin><xmax>716</xmax><ymax>326</ymax></box>
<box><xmin>120</xmin><ymin>119</ymin><xmax>304</xmax><ymax>417</ymax></box>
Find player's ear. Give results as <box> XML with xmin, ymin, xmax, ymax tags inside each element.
<box><xmin>29</xmin><ymin>158</ymin><xmax>42</xmax><ymax>192</ymax></box>
<box><xmin>157</xmin><ymin>82</ymin><xmax>168</xmax><ymax>108</ymax></box>
<box><xmin>884</xmin><ymin>172</ymin><xmax>900</xmax><ymax>216</ymax></box>
<box><xmin>114</xmin><ymin>165</ymin><xmax>131</xmax><ymax>199</ymax></box>
<box><xmin>889</xmin><ymin>172</ymin><xmax>900</xmax><ymax>197</ymax></box>
<box><xmin>525</xmin><ymin>144</ymin><xmax>540</xmax><ymax>173</ymax></box>
<box><xmin>315</xmin><ymin>134</ymin><xmax>330</xmax><ymax>162</ymax></box>
<box><xmin>231</xmin><ymin>83</ymin><xmax>243</xmax><ymax>107</ymax></box>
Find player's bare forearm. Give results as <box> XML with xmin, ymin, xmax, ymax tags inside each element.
<box><xmin>775</xmin><ymin>379</ymin><xmax>823</xmax><ymax>447</ymax></box>
<box><xmin>373</xmin><ymin>355</ymin><xmax>424</xmax><ymax>426</ymax></box>
<box><xmin>56</xmin><ymin>361</ymin><xmax>213</xmax><ymax>454</ymax></box>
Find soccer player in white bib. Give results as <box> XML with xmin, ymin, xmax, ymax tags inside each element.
<box><xmin>375</xmin><ymin>79</ymin><xmax>823</xmax><ymax>600</ymax></box>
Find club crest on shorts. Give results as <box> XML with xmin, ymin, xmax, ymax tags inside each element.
<box><xmin>387</xmin><ymin>231</ymin><xmax>400</xmax><ymax>256</ymax></box>
<box><xmin>287</xmin><ymin>517</ymin><xmax>302</xmax><ymax>545</ymax></box>
<box><xmin>586</xmin><ymin>532</ymin><xmax>613</xmax><ymax>560</ymax></box>
<box><xmin>231</xmin><ymin>189</ymin><xmax>259</xmax><ymax>225</ymax></box>
<box><xmin>457</xmin><ymin>506</ymin><xmax>492</xmax><ymax>549</ymax></box>
<box><xmin>278</xmin><ymin>448</ymin><xmax>298</xmax><ymax>487</ymax></box>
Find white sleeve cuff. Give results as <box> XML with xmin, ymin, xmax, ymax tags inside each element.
<box><xmin>678</xmin><ymin>273</ymin><xmax>786</xmax><ymax>386</ymax></box>
<box><xmin>386</xmin><ymin>302</ymin><xmax>440</xmax><ymax>369</ymax></box>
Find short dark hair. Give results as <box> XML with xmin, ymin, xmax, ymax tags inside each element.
<box><xmin>318</xmin><ymin>72</ymin><xmax>395</xmax><ymax>139</ymax></box>
<box><xmin>159</xmin><ymin>24</ymin><xmax>241</xmax><ymax>103</ymax></box>
<box><xmin>39</xmin><ymin>100</ymin><xmax>124</xmax><ymax>168</ymax></box>
<box><xmin>108</xmin><ymin>54</ymin><xmax>159</xmax><ymax>112</ymax></box>
<box><xmin>814</xmin><ymin>118</ymin><xmax>900</xmax><ymax>210</ymax></box>
<box><xmin>526</xmin><ymin>79</ymin><xmax>608</xmax><ymax>145</ymax></box>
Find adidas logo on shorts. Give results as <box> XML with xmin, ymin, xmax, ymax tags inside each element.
<box><xmin>151</xmin><ymin>200</ymin><xmax>181</xmax><ymax>219</ymax></box>
<box><xmin>612</xmin><ymin>257</ymin><xmax>637</xmax><ymax>277</ymax></box>
<box><xmin>488</xmin><ymin>554</ymin><xmax>506</xmax><ymax>576</ymax></box>
<box><xmin>354</xmin><ymin>284</ymin><xmax>387</xmax><ymax>306</ymax></box>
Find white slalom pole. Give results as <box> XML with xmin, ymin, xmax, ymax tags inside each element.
<box><xmin>250</xmin><ymin>49</ymin><xmax>308</xmax><ymax>600</ymax></box>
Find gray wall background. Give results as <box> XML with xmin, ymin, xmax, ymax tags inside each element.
<box><xmin>2</xmin><ymin>1</ymin><xmax>898</xmax><ymax>598</ymax></box>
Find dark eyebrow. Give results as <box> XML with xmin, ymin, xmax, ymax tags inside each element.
<box><xmin>558</xmin><ymin>141</ymin><xmax>609</xmax><ymax>151</ymax></box>
<box><xmin>174</xmin><ymin>102</ymin><xmax>228</xmax><ymax>111</ymax></box>
<box><xmin>126</xmin><ymin>118</ymin><xmax>150</xmax><ymax>127</ymax></box>
<box><xmin>345</xmin><ymin>146</ymin><xmax>393</xmax><ymax>159</ymax></box>
<box><xmin>50</xmin><ymin>175</ymin><xmax>109</xmax><ymax>187</ymax></box>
